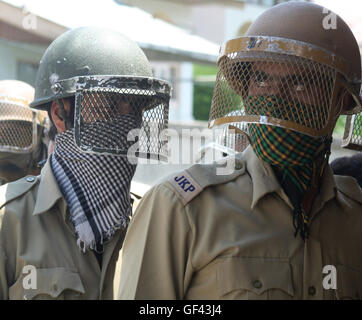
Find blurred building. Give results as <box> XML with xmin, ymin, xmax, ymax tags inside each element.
<box><xmin>0</xmin><ymin>1</ymin><xmax>64</xmax><ymax>86</ymax></box>
<box><xmin>118</xmin><ymin>0</ymin><xmax>294</xmax><ymax>44</ymax></box>
<box><xmin>1</xmin><ymin>0</ymin><xmax>358</xmax><ymax>187</ymax></box>
<box><xmin>119</xmin><ymin>0</ymin><xmax>309</xmax><ymax>124</ymax></box>
<box><xmin>0</xmin><ymin>0</ymin><xmax>220</xmax><ymax>123</ymax></box>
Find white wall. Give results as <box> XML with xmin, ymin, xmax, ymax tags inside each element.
<box><xmin>177</xmin><ymin>62</ymin><xmax>194</xmax><ymax>122</ymax></box>
<box><xmin>224</xmin><ymin>4</ymin><xmax>266</xmax><ymax>40</ymax></box>
<box><xmin>0</xmin><ymin>38</ymin><xmax>45</xmax><ymax>84</ymax></box>
<box><xmin>192</xmin><ymin>4</ymin><xmax>226</xmax><ymax>45</ymax></box>
<box><xmin>131</xmin><ymin>0</ymin><xmax>194</xmax><ymax>31</ymax></box>
<box><xmin>151</xmin><ymin>61</ymin><xmax>194</xmax><ymax>122</ymax></box>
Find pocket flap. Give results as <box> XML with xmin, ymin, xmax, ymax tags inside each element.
<box><xmin>335</xmin><ymin>265</ymin><xmax>362</xmax><ymax>300</ymax></box>
<box><xmin>10</xmin><ymin>267</ymin><xmax>85</xmax><ymax>300</ymax></box>
<box><xmin>217</xmin><ymin>257</ymin><xmax>294</xmax><ymax>297</ymax></box>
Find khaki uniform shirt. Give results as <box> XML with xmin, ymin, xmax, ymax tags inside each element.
<box><xmin>118</xmin><ymin>146</ymin><xmax>362</xmax><ymax>300</ymax></box>
<box><xmin>113</xmin><ymin>181</ymin><xmax>150</xmax><ymax>297</ymax></box>
<box><xmin>0</xmin><ymin>158</ymin><xmax>127</xmax><ymax>300</ymax></box>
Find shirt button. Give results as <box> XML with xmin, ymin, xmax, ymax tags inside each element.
<box><xmin>308</xmin><ymin>286</ymin><xmax>316</xmax><ymax>295</ymax></box>
<box><xmin>26</xmin><ymin>176</ymin><xmax>35</xmax><ymax>182</ymax></box>
<box><xmin>235</xmin><ymin>162</ymin><xmax>243</xmax><ymax>170</ymax></box>
<box><xmin>252</xmin><ymin>280</ymin><xmax>263</xmax><ymax>289</ymax></box>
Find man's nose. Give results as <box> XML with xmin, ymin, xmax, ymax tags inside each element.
<box><xmin>118</xmin><ymin>101</ymin><xmax>131</xmax><ymax>115</ymax></box>
<box><xmin>267</xmin><ymin>78</ymin><xmax>283</xmax><ymax>95</ymax></box>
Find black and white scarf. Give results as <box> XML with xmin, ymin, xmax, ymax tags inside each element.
<box><xmin>51</xmin><ymin>120</ymin><xmax>138</xmax><ymax>252</ymax></box>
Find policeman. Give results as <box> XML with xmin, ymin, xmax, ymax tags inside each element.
<box><xmin>331</xmin><ymin>154</ymin><xmax>362</xmax><ymax>188</ymax></box>
<box><xmin>118</xmin><ymin>2</ymin><xmax>362</xmax><ymax>300</ymax></box>
<box><xmin>0</xmin><ymin>27</ymin><xmax>170</xmax><ymax>299</ymax></box>
<box><xmin>0</xmin><ymin>80</ymin><xmax>48</xmax><ymax>185</ymax></box>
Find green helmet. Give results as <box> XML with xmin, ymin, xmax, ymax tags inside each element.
<box><xmin>30</xmin><ymin>27</ymin><xmax>171</xmax><ymax>160</ymax></box>
<box><xmin>31</xmin><ymin>27</ymin><xmax>154</xmax><ymax>109</ymax></box>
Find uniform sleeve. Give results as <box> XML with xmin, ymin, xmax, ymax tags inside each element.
<box><xmin>0</xmin><ymin>242</ymin><xmax>8</xmax><ymax>300</ymax></box>
<box><xmin>118</xmin><ymin>184</ymin><xmax>193</xmax><ymax>299</ymax></box>
<box><xmin>0</xmin><ymin>206</ymin><xmax>10</xmax><ymax>300</ymax></box>
<box><xmin>0</xmin><ymin>202</ymin><xmax>19</xmax><ymax>300</ymax></box>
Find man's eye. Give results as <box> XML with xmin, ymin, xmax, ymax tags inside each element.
<box><xmin>254</xmin><ymin>73</ymin><xmax>268</xmax><ymax>87</ymax></box>
<box><xmin>293</xmin><ymin>76</ymin><xmax>307</xmax><ymax>92</ymax></box>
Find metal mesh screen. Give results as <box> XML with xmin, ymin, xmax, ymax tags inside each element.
<box><xmin>0</xmin><ymin>101</ymin><xmax>36</xmax><ymax>152</ymax></box>
<box><xmin>342</xmin><ymin>113</ymin><xmax>362</xmax><ymax>151</ymax></box>
<box><xmin>209</xmin><ymin>52</ymin><xmax>337</xmax><ymax>137</ymax></box>
<box><xmin>217</xmin><ymin>121</ymin><xmax>249</xmax><ymax>153</ymax></box>
<box><xmin>75</xmin><ymin>87</ymin><xmax>169</xmax><ymax>160</ymax></box>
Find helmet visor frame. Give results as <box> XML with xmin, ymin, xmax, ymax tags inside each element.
<box><xmin>61</xmin><ymin>75</ymin><xmax>171</xmax><ymax>161</ymax></box>
<box><xmin>0</xmin><ymin>99</ymin><xmax>38</xmax><ymax>153</ymax></box>
<box><xmin>208</xmin><ymin>36</ymin><xmax>357</xmax><ymax>138</ymax></box>
<box><xmin>342</xmin><ymin>113</ymin><xmax>362</xmax><ymax>151</ymax></box>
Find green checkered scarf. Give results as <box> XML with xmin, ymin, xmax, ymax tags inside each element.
<box><xmin>245</xmin><ymin>95</ymin><xmax>329</xmax><ymax>240</ymax></box>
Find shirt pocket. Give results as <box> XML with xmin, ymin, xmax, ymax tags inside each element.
<box><xmin>9</xmin><ymin>267</ymin><xmax>85</xmax><ymax>300</ymax></box>
<box><xmin>334</xmin><ymin>265</ymin><xmax>362</xmax><ymax>300</ymax></box>
<box><xmin>216</xmin><ymin>257</ymin><xmax>295</xmax><ymax>300</ymax></box>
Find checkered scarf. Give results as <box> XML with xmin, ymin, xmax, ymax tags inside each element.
<box><xmin>246</xmin><ymin>95</ymin><xmax>329</xmax><ymax>240</ymax></box>
<box><xmin>50</xmin><ymin>116</ymin><xmax>139</xmax><ymax>252</ymax></box>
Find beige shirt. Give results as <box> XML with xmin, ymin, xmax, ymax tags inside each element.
<box><xmin>0</xmin><ymin>158</ymin><xmax>127</xmax><ymax>300</ymax></box>
<box><xmin>118</xmin><ymin>146</ymin><xmax>362</xmax><ymax>300</ymax></box>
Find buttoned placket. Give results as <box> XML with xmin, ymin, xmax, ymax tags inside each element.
<box><xmin>30</xmin><ymin>158</ymin><xmax>127</xmax><ymax>299</ymax></box>
<box><xmin>99</xmin><ymin>230</ymin><xmax>124</xmax><ymax>299</ymax></box>
<box><xmin>58</xmin><ymin>195</ymin><xmax>122</xmax><ymax>300</ymax></box>
<box><xmin>302</xmin><ymin>216</ymin><xmax>323</xmax><ymax>299</ymax></box>
<box><xmin>300</xmin><ymin>170</ymin><xmax>337</xmax><ymax>300</ymax></box>
<box><xmin>58</xmin><ymin>196</ymin><xmax>124</xmax><ymax>299</ymax></box>
<box><xmin>57</xmin><ymin>198</ymin><xmax>102</xmax><ymax>296</ymax></box>
<box><xmin>272</xmin><ymin>159</ymin><xmax>338</xmax><ymax>300</ymax></box>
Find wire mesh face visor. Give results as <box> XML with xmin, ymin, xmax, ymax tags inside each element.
<box><xmin>342</xmin><ymin>113</ymin><xmax>362</xmax><ymax>151</ymax></box>
<box><xmin>215</xmin><ymin>113</ymin><xmax>250</xmax><ymax>153</ymax></box>
<box><xmin>0</xmin><ymin>97</ymin><xmax>38</xmax><ymax>153</ymax></box>
<box><xmin>209</xmin><ymin>36</ymin><xmax>361</xmax><ymax>138</ymax></box>
<box><xmin>57</xmin><ymin>76</ymin><xmax>171</xmax><ymax>160</ymax></box>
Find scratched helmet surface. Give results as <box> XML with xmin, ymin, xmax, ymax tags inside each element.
<box><xmin>209</xmin><ymin>2</ymin><xmax>361</xmax><ymax>139</ymax></box>
<box><xmin>31</xmin><ymin>27</ymin><xmax>154</xmax><ymax>109</ymax></box>
<box><xmin>31</xmin><ymin>27</ymin><xmax>171</xmax><ymax>160</ymax></box>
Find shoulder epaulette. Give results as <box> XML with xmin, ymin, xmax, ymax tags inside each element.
<box><xmin>334</xmin><ymin>175</ymin><xmax>362</xmax><ymax>205</ymax></box>
<box><xmin>0</xmin><ymin>176</ymin><xmax>39</xmax><ymax>210</ymax></box>
<box><xmin>166</xmin><ymin>155</ymin><xmax>246</xmax><ymax>206</ymax></box>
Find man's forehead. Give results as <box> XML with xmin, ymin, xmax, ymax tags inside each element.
<box><xmin>251</xmin><ymin>61</ymin><xmax>300</xmax><ymax>76</ymax></box>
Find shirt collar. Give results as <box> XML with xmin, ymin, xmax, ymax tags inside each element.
<box><xmin>310</xmin><ymin>164</ymin><xmax>337</xmax><ymax>216</ymax></box>
<box><xmin>33</xmin><ymin>155</ymin><xmax>65</xmax><ymax>216</ymax></box>
<box><xmin>243</xmin><ymin>145</ymin><xmax>337</xmax><ymax>212</ymax></box>
<box><xmin>242</xmin><ymin>146</ymin><xmax>282</xmax><ymax>209</ymax></box>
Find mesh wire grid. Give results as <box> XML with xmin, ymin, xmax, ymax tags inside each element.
<box><xmin>209</xmin><ymin>52</ymin><xmax>338</xmax><ymax>137</ymax></box>
<box><xmin>216</xmin><ymin>120</ymin><xmax>250</xmax><ymax>153</ymax></box>
<box><xmin>342</xmin><ymin>113</ymin><xmax>362</xmax><ymax>151</ymax></box>
<box><xmin>0</xmin><ymin>101</ymin><xmax>36</xmax><ymax>152</ymax></box>
<box><xmin>75</xmin><ymin>87</ymin><xmax>169</xmax><ymax>160</ymax></box>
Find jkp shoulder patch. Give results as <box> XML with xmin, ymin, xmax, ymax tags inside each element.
<box><xmin>166</xmin><ymin>155</ymin><xmax>246</xmax><ymax>206</ymax></box>
<box><xmin>168</xmin><ymin>171</ymin><xmax>203</xmax><ymax>206</ymax></box>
